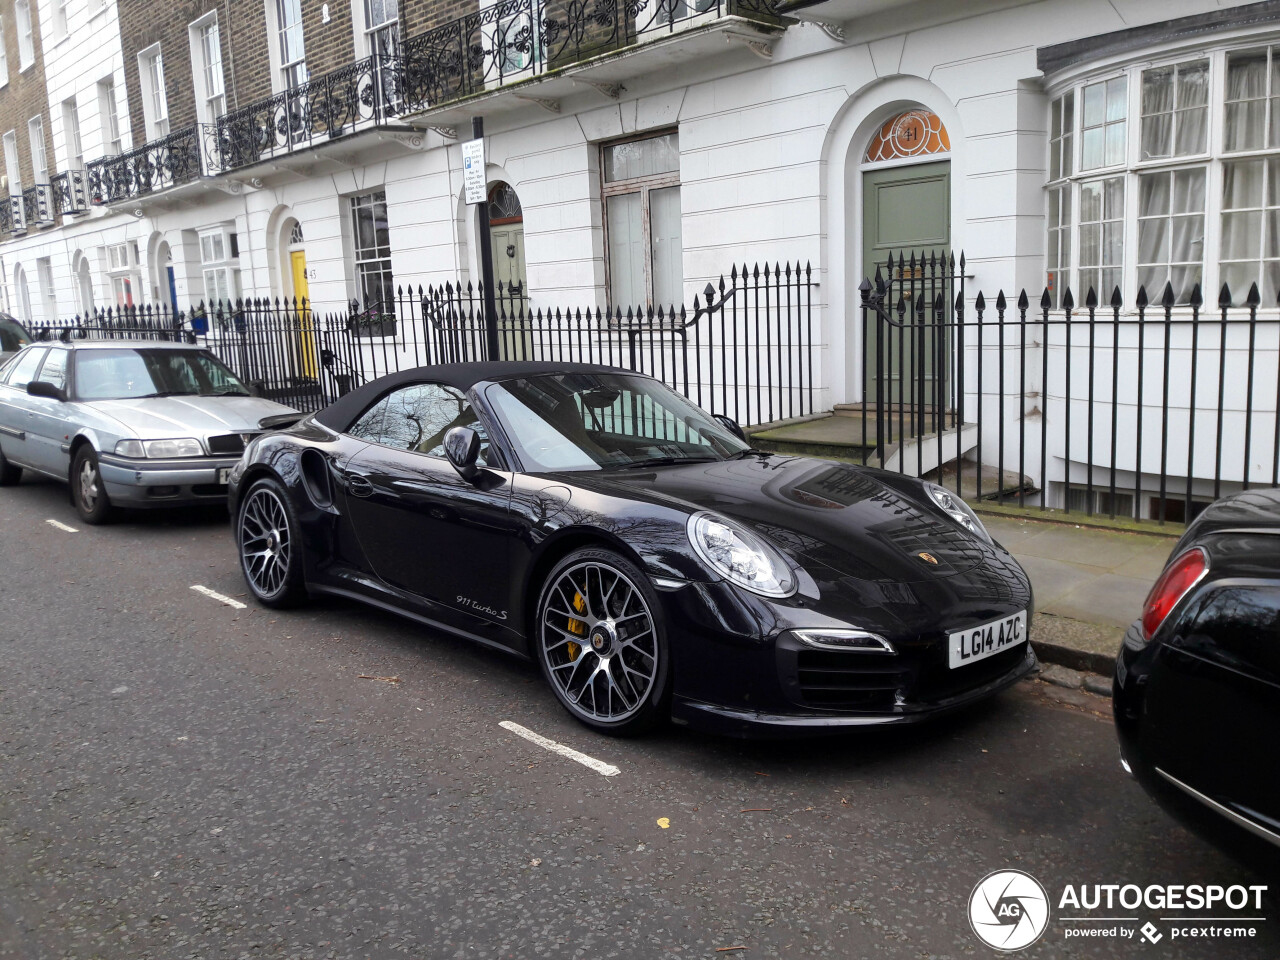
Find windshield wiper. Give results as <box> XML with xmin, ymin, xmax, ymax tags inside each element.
<box><xmin>134</xmin><ymin>390</ymin><xmax>197</xmax><ymax>398</ymax></box>
<box><xmin>617</xmin><ymin>455</ymin><xmax>720</xmax><ymax>470</ymax></box>
<box><xmin>730</xmin><ymin>447</ymin><xmax>767</xmax><ymax>459</ymax></box>
<box><xmin>205</xmin><ymin>388</ymin><xmax>251</xmax><ymax>396</ymax></box>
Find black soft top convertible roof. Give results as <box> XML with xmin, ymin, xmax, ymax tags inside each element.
<box><xmin>312</xmin><ymin>361</ymin><xmax>630</xmax><ymax>433</ymax></box>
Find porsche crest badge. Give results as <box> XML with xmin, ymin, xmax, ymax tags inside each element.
<box><xmin>917</xmin><ymin>552</ymin><xmax>939</xmax><ymax>565</ymax></box>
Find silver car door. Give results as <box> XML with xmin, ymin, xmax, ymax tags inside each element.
<box><xmin>0</xmin><ymin>346</ymin><xmax>48</xmax><ymax>468</ymax></box>
<box><xmin>24</xmin><ymin>347</ymin><xmax>75</xmax><ymax>474</ymax></box>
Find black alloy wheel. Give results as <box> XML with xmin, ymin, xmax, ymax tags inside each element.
<box><xmin>536</xmin><ymin>547</ymin><xmax>670</xmax><ymax>736</ymax></box>
<box><xmin>71</xmin><ymin>447</ymin><xmax>112</xmax><ymax>524</ymax></box>
<box><xmin>237</xmin><ymin>478</ymin><xmax>306</xmax><ymax>608</ymax></box>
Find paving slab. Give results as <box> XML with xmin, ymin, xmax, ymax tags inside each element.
<box><xmin>1048</xmin><ymin>574</ymin><xmax>1154</xmax><ymax>629</ymax></box>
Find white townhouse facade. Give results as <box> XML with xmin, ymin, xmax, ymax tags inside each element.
<box><xmin>3</xmin><ymin>0</ymin><xmax>1280</xmax><ymax>518</ymax></box>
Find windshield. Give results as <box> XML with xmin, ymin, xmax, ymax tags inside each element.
<box><xmin>484</xmin><ymin>372</ymin><xmax>749</xmax><ymax>472</ymax></box>
<box><xmin>0</xmin><ymin>317</ymin><xmax>31</xmax><ymax>353</ymax></box>
<box><xmin>74</xmin><ymin>348</ymin><xmax>251</xmax><ymax>401</ymax></box>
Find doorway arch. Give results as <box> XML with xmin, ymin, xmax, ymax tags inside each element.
<box><xmin>13</xmin><ymin>263</ymin><xmax>31</xmax><ymax>325</ymax></box>
<box><xmin>72</xmin><ymin>250</ymin><xmax>94</xmax><ymax>317</ymax></box>
<box><xmin>486</xmin><ymin>181</ymin><xmax>526</xmax><ymax>303</ymax></box>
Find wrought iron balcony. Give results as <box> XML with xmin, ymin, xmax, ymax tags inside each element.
<box><xmin>398</xmin><ymin>0</ymin><xmax>784</xmax><ymax>109</ymax></box>
<box><xmin>207</xmin><ymin>53</ymin><xmax>402</xmax><ymax>173</ymax></box>
<box><xmin>7</xmin><ymin>194</ymin><xmax>24</xmax><ymax>234</ymax></box>
<box><xmin>22</xmin><ymin>184</ymin><xmax>53</xmax><ymax>226</ymax></box>
<box><xmin>87</xmin><ymin>125</ymin><xmax>203</xmax><ymax>205</ymax></box>
<box><xmin>52</xmin><ymin>169</ymin><xmax>89</xmax><ymax>216</ymax></box>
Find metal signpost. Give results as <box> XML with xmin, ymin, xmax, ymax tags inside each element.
<box><xmin>463</xmin><ymin>118</ymin><xmax>500</xmax><ymax>361</ymax></box>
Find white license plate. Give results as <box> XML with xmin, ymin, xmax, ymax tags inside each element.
<box><xmin>217</xmin><ymin>467</ymin><xmax>231</xmax><ymax>485</ymax></box>
<box><xmin>948</xmin><ymin>610</ymin><xmax>1027</xmax><ymax>669</ymax></box>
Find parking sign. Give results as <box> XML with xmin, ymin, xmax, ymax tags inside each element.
<box><xmin>462</xmin><ymin>138</ymin><xmax>486</xmax><ymax>205</ymax></box>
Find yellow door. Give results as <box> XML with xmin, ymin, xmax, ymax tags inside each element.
<box><xmin>290</xmin><ymin>250</ymin><xmax>318</xmax><ymax>379</ymax></box>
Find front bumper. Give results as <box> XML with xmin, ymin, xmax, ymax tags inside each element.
<box><xmin>97</xmin><ymin>452</ymin><xmax>239</xmax><ymax>507</ymax></box>
<box><xmin>657</xmin><ymin>577</ymin><xmax>1038</xmax><ymax>737</ymax></box>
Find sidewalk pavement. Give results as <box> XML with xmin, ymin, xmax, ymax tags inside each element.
<box><xmin>981</xmin><ymin>514</ymin><xmax>1178</xmax><ymax>677</ymax></box>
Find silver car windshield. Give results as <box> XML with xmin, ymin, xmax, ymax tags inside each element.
<box><xmin>74</xmin><ymin>348</ymin><xmax>251</xmax><ymax>401</ymax></box>
<box><xmin>483</xmin><ymin>372</ymin><xmax>748</xmax><ymax>472</ymax></box>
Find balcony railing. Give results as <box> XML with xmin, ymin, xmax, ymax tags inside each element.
<box><xmin>7</xmin><ymin>195</ymin><xmax>24</xmax><ymax>234</ymax></box>
<box><xmin>87</xmin><ymin>125</ymin><xmax>203</xmax><ymax>205</ymax></box>
<box><xmin>22</xmin><ymin>184</ymin><xmax>53</xmax><ymax>226</ymax></box>
<box><xmin>398</xmin><ymin>0</ymin><xmax>782</xmax><ymax>107</ymax></box>
<box><xmin>207</xmin><ymin>54</ymin><xmax>399</xmax><ymax>173</ymax></box>
<box><xmin>52</xmin><ymin>169</ymin><xmax>89</xmax><ymax>216</ymax></box>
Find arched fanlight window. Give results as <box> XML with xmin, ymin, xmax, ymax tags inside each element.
<box><xmin>289</xmin><ymin>221</ymin><xmax>304</xmax><ymax>245</ymax></box>
<box><xmin>864</xmin><ymin>109</ymin><xmax>951</xmax><ymax>163</ymax></box>
<box><xmin>487</xmin><ymin>182</ymin><xmax>523</xmax><ymax>224</ymax></box>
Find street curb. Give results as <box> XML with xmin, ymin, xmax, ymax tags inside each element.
<box><xmin>1032</xmin><ymin>639</ymin><xmax>1115</xmax><ymax>677</ymax></box>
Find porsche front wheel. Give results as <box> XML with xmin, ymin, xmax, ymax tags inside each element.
<box><xmin>237</xmin><ymin>478</ymin><xmax>307</xmax><ymax>608</ymax></box>
<box><xmin>536</xmin><ymin>548</ymin><xmax>670</xmax><ymax>736</ymax></box>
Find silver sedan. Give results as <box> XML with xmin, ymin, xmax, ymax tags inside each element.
<box><xmin>0</xmin><ymin>340</ymin><xmax>299</xmax><ymax>523</ymax></box>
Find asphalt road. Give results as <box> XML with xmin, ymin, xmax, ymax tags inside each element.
<box><xmin>0</xmin><ymin>474</ymin><xmax>1275</xmax><ymax>960</ymax></box>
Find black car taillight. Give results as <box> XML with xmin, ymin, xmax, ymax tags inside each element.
<box><xmin>1142</xmin><ymin>546</ymin><xmax>1209</xmax><ymax>640</ymax></box>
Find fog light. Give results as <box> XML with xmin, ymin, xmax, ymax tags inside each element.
<box><xmin>148</xmin><ymin>485</ymin><xmax>179</xmax><ymax>497</ymax></box>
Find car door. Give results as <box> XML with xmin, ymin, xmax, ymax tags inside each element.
<box><xmin>0</xmin><ymin>346</ymin><xmax>48</xmax><ymax>468</ymax></box>
<box><xmin>339</xmin><ymin>381</ymin><xmax>517</xmax><ymax>632</ymax></box>
<box><xmin>23</xmin><ymin>347</ymin><xmax>77</xmax><ymax>475</ymax></box>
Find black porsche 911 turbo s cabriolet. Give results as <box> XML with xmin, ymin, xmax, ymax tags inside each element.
<box><xmin>229</xmin><ymin>361</ymin><xmax>1035</xmax><ymax>736</ymax></box>
<box><xmin>1115</xmin><ymin>488</ymin><xmax>1280</xmax><ymax>874</ymax></box>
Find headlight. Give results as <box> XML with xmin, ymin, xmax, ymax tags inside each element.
<box><xmin>687</xmin><ymin>512</ymin><xmax>796</xmax><ymax>598</ymax></box>
<box><xmin>143</xmin><ymin>438</ymin><xmax>204</xmax><ymax>459</ymax></box>
<box><xmin>925</xmin><ymin>482</ymin><xmax>992</xmax><ymax>543</ymax></box>
<box><xmin>114</xmin><ymin>439</ymin><xmax>145</xmax><ymax>458</ymax></box>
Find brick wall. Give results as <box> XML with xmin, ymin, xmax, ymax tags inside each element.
<box><xmin>403</xmin><ymin>0</ymin><xmax>479</xmax><ymax>37</ymax></box>
<box><xmin>301</xmin><ymin>0</ymin><xmax>355</xmax><ymax>78</ymax></box>
<box><xmin>0</xmin><ymin>0</ymin><xmax>59</xmax><ymax>223</ymax></box>
<box><xmin>117</xmin><ymin>0</ymin><xmax>271</xmax><ymax>146</ymax></box>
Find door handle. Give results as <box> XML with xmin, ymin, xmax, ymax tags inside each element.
<box><xmin>347</xmin><ymin>475</ymin><xmax>374</xmax><ymax>498</ymax></box>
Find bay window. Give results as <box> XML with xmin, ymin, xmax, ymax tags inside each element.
<box><xmin>1046</xmin><ymin>45</ymin><xmax>1280</xmax><ymax>307</ymax></box>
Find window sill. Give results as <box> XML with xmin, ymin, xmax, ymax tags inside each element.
<box><xmin>18</xmin><ymin>61</ymin><xmax>34</xmax><ymax>74</ymax></box>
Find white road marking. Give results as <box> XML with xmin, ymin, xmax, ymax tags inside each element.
<box><xmin>499</xmin><ymin>720</ymin><xmax>620</xmax><ymax>777</ymax></box>
<box><xmin>45</xmin><ymin>518</ymin><xmax>78</xmax><ymax>533</ymax></box>
<box><xmin>190</xmin><ymin>585</ymin><xmax>247</xmax><ymax>610</ymax></box>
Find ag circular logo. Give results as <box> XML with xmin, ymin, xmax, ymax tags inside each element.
<box><xmin>968</xmin><ymin>870</ymin><xmax>1050</xmax><ymax>951</ymax></box>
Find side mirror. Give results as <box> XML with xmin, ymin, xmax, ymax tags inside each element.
<box><xmin>712</xmin><ymin>413</ymin><xmax>747</xmax><ymax>443</ymax></box>
<box><xmin>27</xmin><ymin>380</ymin><xmax>64</xmax><ymax>401</ymax></box>
<box><xmin>444</xmin><ymin>425</ymin><xmax>482</xmax><ymax>482</ymax></box>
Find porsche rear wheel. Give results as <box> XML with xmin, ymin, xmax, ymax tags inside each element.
<box><xmin>536</xmin><ymin>548</ymin><xmax>670</xmax><ymax>736</ymax></box>
<box><xmin>237</xmin><ymin>478</ymin><xmax>306</xmax><ymax>608</ymax></box>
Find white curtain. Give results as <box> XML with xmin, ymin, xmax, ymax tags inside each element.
<box><xmin>1225</xmin><ymin>52</ymin><xmax>1267</xmax><ymax>152</ymax></box>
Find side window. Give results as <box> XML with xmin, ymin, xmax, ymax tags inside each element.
<box><xmin>377</xmin><ymin>383</ymin><xmax>488</xmax><ymax>462</ymax></box>
<box><xmin>347</xmin><ymin>395</ymin><xmax>389</xmax><ymax>442</ymax></box>
<box><xmin>37</xmin><ymin>349</ymin><xmax>67</xmax><ymax>390</ymax></box>
<box><xmin>5</xmin><ymin>347</ymin><xmax>47</xmax><ymax>389</ymax></box>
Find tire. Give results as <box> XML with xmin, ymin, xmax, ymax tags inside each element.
<box><xmin>236</xmin><ymin>477</ymin><xmax>307</xmax><ymax>608</ymax></box>
<box><xmin>535</xmin><ymin>547</ymin><xmax>671</xmax><ymax>736</ymax></box>
<box><xmin>71</xmin><ymin>446</ymin><xmax>112</xmax><ymax>524</ymax></box>
<box><xmin>0</xmin><ymin>444</ymin><xmax>20</xmax><ymax>486</ymax></box>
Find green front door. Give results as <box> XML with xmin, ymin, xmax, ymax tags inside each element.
<box><xmin>861</xmin><ymin>160</ymin><xmax>951</xmax><ymax>403</ymax></box>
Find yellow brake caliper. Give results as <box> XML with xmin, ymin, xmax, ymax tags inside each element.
<box><xmin>566</xmin><ymin>590</ymin><xmax>587</xmax><ymax>660</ymax></box>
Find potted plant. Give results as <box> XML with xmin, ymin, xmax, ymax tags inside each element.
<box><xmin>188</xmin><ymin>305</ymin><xmax>209</xmax><ymax>335</ymax></box>
<box><xmin>348</xmin><ymin>301</ymin><xmax>397</xmax><ymax>338</ymax></box>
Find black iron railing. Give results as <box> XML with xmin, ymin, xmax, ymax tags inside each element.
<box><xmin>7</xmin><ymin>193</ymin><xmax>26</xmax><ymax>234</ymax></box>
<box><xmin>400</xmin><ymin>0</ymin><xmax>782</xmax><ymax>108</ymax></box>
<box><xmin>22</xmin><ymin>183</ymin><xmax>53</xmax><ymax>225</ymax></box>
<box><xmin>861</xmin><ymin>251</ymin><xmax>1280</xmax><ymax>523</ymax></box>
<box><xmin>51</xmin><ymin>169</ymin><xmax>89</xmax><ymax>216</ymax></box>
<box><xmin>87</xmin><ymin>125</ymin><xmax>203</xmax><ymax>204</ymax></box>
<box><xmin>33</xmin><ymin>261</ymin><xmax>814</xmax><ymax>424</ymax></box>
<box><xmin>207</xmin><ymin>54</ymin><xmax>399</xmax><ymax>173</ymax></box>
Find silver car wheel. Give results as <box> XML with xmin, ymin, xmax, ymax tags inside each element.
<box><xmin>540</xmin><ymin>561</ymin><xmax>659</xmax><ymax>723</ymax></box>
<box><xmin>78</xmin><ymin>459</ymin><xmax>100</xmax><ymax>509</ymax></box>
<box><xmin>239</xmin><ymin>486</ymin><xmax>292</xmax><ymax>598</ymax></box>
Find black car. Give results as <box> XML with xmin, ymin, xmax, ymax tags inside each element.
<box><xmin>229</xmin><ymin>362</ymin><xmax>1035</xmax><ymax>736</ymax></box>
<box><xmin>1115</xmin><ymin>489</ymin><xmax>1280</xmax><ymax>872</ymax></box>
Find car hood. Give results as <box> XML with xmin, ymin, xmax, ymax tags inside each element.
<box><xmin>588</xmin><ymin>455</ymin><xmax>995</xmax><ymax>584</ymax></box>
<box><xmin>85</xmin><ymin>395</ymin><xmax>298</xmax><ymax>439</ymax></box>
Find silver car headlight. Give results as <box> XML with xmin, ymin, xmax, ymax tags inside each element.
<box><xmin>140</xmin><ymin>438</ymin><xmax>204</xmax><ymax>459</ymax></box>
<box><xmin>114</xmin><ymin>439</ymin><xmax>145</xmax><ymax>458</ymax></box>
<box><xmin>925</xmin><ymin>482</ymin><xmax>992</xmax><ymax>543</ymax></box>
<box><xmin>687</xmin><ymin>511</ymin><xmax>796</xmax><ymax>598</ymax></box>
